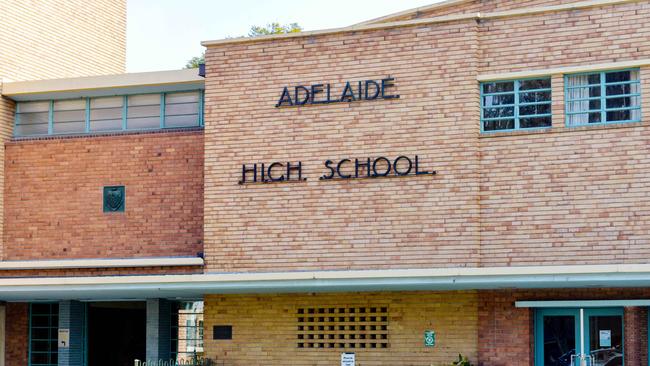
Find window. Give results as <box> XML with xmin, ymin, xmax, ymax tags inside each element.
<box><xmin>297</xmin><ymin>306</ymin><xmax>389</xmax><ymax>349</ymax></box>
<box><xmin>566</xmin><ymin>69</ymin><xmax>641</xmax><ymax>126</ymax></box>
<box><xmin>481</xmin><ymin>78</ymin><xmax>552</xmax><ymax>132</ymax></box>
<box><xmin>15</xmin><ymin>101</ymin><xmax>50</xmax><ymax>136</ymax></box>
<box><xmin>15</xmin><ymin>91</ymin><xmax>203</xmax><ymax>137</ymax></box>
<box><xmin>171</xmin><ymin>301</ymin><xmax>204</xmax><ymax>362</ymax></box>
<box><xmin>29</xmin><ymin>303</ymin><xmax>59</xmax><ymax>366</ymax></box>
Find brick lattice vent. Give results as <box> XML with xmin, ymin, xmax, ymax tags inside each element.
<box><xmin>297</xmin><ymin>307</ymin><xmax>389</xmax><ymax>349</ymax></box>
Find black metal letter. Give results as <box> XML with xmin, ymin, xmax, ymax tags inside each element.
<box><xmin>355</xmin><ymin>158</ymin><xmax>371</xmax><ymax>178</ymax></box>
<box><xmin>321</xmin><ymin>160</ymin><xmax>335</xmax><ymax>180</ymax></box>
<box><xmin>337</xmin><ymin>159</ymin><xmax>352</xmax><ymax>179</ymax></box>
<box><xmin>311</xmin><ymin>84</ymin><xmax>324</xmax><ymax>104</ymax></box>
<box><xmin>276</xmin><ymin>87</ymin><xmax>293</xmax><ymax>107</ymax></box>
<box><xmin>287</xmin><ymin>162</ymin><xmax>303</xmax><ymax>181</ymax></box>
<box><xmin>381</xmin><ymin>78</ymin><xmax>400</xmax><ymax>99</ymax></box>
<box><xmin>365</xmin><ymin>80</ymin><xmax>380</xmax><ymax>100</ymax></box>
<box><xmin>268</xmin><ymin>162</ymin><xmax>285</xmax><ymax>182</ymax></box>
<box><xmin>415</xmin><ymin>155</ymin><xmax>430</xmax><ymax>175</ymax></box>
<box><xmin>372</xmin><ymin>157</ymin><xmax>391</xmax><ymax>177</ymax></box>
<box><xmin>394</xmin><ymin>156</ymin><xmax>413</xmax><ymax>176</ymax></box>
<box><xmin>340</xmin><ymin>82</ymin><xmax>356</xmax><ymax>102</ymax></box>
<box><xmin>239</xmin><ymin>164</ymin><xmax>257</xmax><ymax>184</ymax></box>
<box><xmin>294</xmin><ymin>86</ymin><xmax>311</xmax><ymax>106</ymax></box>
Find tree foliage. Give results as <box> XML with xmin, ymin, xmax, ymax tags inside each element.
<box><xmin>185</xmin><ymin>23</ymin><xmax>302</xmax><ymax>69</ymax></box>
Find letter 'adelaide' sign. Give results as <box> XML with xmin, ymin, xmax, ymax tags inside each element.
<box><xmin>276</xmin><ymin>78</ymin><xmax>399</xmax><ymax>107</ymax></box>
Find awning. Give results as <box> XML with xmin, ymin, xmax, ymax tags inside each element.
<box><xmin>2</xmin><ymin>263</ymin><xmax>650</xmax><ymax>301</ymax></box>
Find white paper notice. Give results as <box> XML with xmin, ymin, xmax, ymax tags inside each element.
<box><xmin>599</xmin><ymin>330</ymin><xmax>612</xmax><ymax>347</ymax></box>
<box><xmin>341</xmin><ymin>353</ymin><xmax>355</xmax><ymax>366</ymax></box>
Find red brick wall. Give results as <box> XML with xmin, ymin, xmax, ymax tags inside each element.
<box><xmin>6</xmin><ymin>303</ymin><xmax>28</xmax><ymax>366</ymax></box>
<box><xmin>3</xmin><ymin>130</ymin><xmax>204</xmax><ymax>260</ymax></box>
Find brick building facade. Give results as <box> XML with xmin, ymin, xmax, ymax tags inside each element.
<box><xmin>0</xmin><ymin>0</ymin><xmax>650</xmax><ymax>365</ymax></box>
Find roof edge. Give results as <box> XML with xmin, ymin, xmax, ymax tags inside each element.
<box><xmin>2</xmin><ymin>69</ymin><xmax>204</xmax><ymax>97</ymax></box>
<box><xmin>353</xmin><ymin>0</ymin><xmax>474</xmax><ymax>26</ymax></box>
<box><xmin>201</xmin><ymin>0</ymin><xmax>641</xmax><ymax>47</ymax></box>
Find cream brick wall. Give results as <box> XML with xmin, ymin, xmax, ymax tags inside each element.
<box><xmin>204</xmin><ymin>292</ymin><xmax>478</xmax><ymax>366</ymax></box>
<box><xmin>0</xmin><ymin>0</ymin><xmax>126</xmax><ymax>82</ymax></box>
<box><xmin>204</xmin><ymin>20</ymin><xmax>482</xmax><ymax>272</ymax></box>
<box><xmin>204</xmin><ymin>0</ymin><xmax>650</xmax><ymax>271</ymax></box>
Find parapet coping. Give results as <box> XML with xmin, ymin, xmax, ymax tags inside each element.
<box><xmin>202</xmin><ymin>0</ymin><xmax>641</xmax><ymax>47</ymax></box>
<box><xmin>0</xmin><ymin>256</ymin><xmax>204</xmax><ymax>270</ymax></box>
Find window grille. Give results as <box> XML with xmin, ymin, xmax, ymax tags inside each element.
<box><xmin>566</xmin><ymin>69</ymin><xmax>641</xmax><ymax>126</ymax></box>
<box><xmin>29</xmin><ymin>303</ymin><xmax>59</xmax><ymax>366</ymax></box>
<box><xmin>481</xmin><ymin>78</ymin><xmax>552</xmax><ymax>132</ymax></box>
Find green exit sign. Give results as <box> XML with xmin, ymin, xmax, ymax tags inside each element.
<box><xmin>424</xmin><ymin>330</ymin><xmax>435</xmax><ymax>347</ymax></box>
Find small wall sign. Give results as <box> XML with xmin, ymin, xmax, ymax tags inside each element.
<box><xmin>341</xmin><ymin>352</ymin><xmax>355</xmax><ymax>366</ymax></box>
<box><xmin>424</xmin><ymin>330</ymin><xmax>435</xmax><ymax>347</ymax></box>
<box><xmin>58</xmin><ymin>329</ymin><xmax>70</xmax><ymax>348</ymax></box>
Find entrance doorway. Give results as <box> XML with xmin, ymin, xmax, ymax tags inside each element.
<box><xmin>535</xmin><ymin>308</ymin><xmax>623</xmax><ymax>366</ymax></box>
<box><xmin>87</xmin><ymin>302</ymin><xmax>146</xmax><ymax>366</ymax></box>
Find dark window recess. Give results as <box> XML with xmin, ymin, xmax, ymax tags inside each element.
<box><xmin>213</xmin><ymin>325</ymin><xmax>232</xmax><ymax>340</ymax></box>
<box><xmin>103</xmin><ymin>186</ymin><xmax>125</xmax><ymax>212</ymax></box>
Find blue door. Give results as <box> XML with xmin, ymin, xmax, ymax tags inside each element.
<box><xmin>535</xmin><ymin>308</ymin><xmax>624</xmax><ymax>366</ymax></box>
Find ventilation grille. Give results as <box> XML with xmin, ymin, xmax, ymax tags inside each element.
<box><xmin>297</xmin><ymin>307</ymin><xmax>389</xmax><ymax>349</ymax></box>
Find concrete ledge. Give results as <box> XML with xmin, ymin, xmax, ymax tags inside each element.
<box><xmin>478</xmin><ymin>59</ymin><xmax>650</xmax><ymax>81</ymax></box>
<box><xmin>0</xmin><ymin>256</ymin><xmax>204</xmax><ymax>270</ymax></box>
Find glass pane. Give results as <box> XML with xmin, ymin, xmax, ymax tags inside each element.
<box><xmin>30</xmin><ymin>353</ymin><xmax>49</xmax><ymax>365</ymax></box>
<box><xmin>607</xmin><ymin>110</ymin><xmax>632</xmax><ymax>122</ymax></box>
<box><xmin>128</xmin><ymin>94</ymin><xmax>160</xmax><ymax>106</ymax></box>
<box><xmin>90</xmin><ymin>108</ymin><xmax>122</xmax><ymax>121</ymax></box>
<box><xmin>165</xmin><ymin>115</ymin><xmax>199</xmax><ymax>128</ymax></box>
<box><xmin>90</xmin><ymin>119</ymin><xmax>122</xmax><ymax>132</ymax></box>
<box><xmin>606</xmin><ymin>97</ymin><xmax>633</xmax><ymax>109</ymax></box>
<box><xmin>91</xmin><ymin>96</ymin><xmax>123</xmax><ymax>109</ymax></box>
<box><xmin>483</xmin><ymin>94</ymin><xmax>514</xmax><ymax>107</ymax></box>
<box><xmin>605</xmin><ymin>70</ymin><xmax>631</xmax><ymax>83</ymax></box>
<box><xmin>520</xmin><ymin>91</ymin><xmax>551</xmax><ymax>104</ymax></box>
<box><xmin>16</xmin><ymin>112</ymin><xmax>48</xmax><ymax>125</ymax></box>
<box><xmin>568</xmin><ymin>100</ymin><xmax>600</xmax><ymax>113</ymax></box>
<box><xmin>18</xmin><ymin>101</ymin><xmax>49</xmax><ymax>113</ymax></box>
<box><xmin>165</xmin><ymin>103</ymin><xmax>198</xmax><ymax>116</ymax></box>
<box><xmin>31</xmin><ymin>340</ymin><xmax>50</xmax><ymax>352</ymax></box>
<box><xmin>53</xmin><ymin>110</ymin><xmax>84</xmax><ymax>123</ymax></box>
<box><xmin>483</xmin><ymin>82</ymin><xmax>514</xmax><ymax>94</ymax></box>
<box><xmin>53</xmin><ymin>121</ymin><xmax>85</xmax><ymax>134</ymax></box>
<box><xmin>606</xmin><ymin>83</ymin><xmax>634</xmax><ymax>96</ymax></box>
<box><xmin>483</xmin><ymin>107</ymin><xmax>514</xmax><ymax>119</ymax></box>
<box><xmin>127</xmin><ymin>117</ymin><xmax>159</xmax><ymax>130</ymax></box>
<box><xmin>53</xmin><ymin>99</ymin><xmax>85</xmax><ymax>111</ymax></box>
<box><xmin>589</xmin><ymin>316</ymin><xmax>623</xmax><ymax>366</ymax></box>
<box><xmin>520</xmin><ymin>78</ymin><xmax>550</xmax><ymax>90</ymax></box>
<box><xmin>542</xmin><ymin>315</ymin><xmax>575</xmax><ymax>366</ymax></box>
<box><xmin>483</xmin><ymin>119</ymin><xmax>514</xmax><ymax>131</ymax></box>
<box><xmin>166</xmin><ymin>92</ymin><xmax>199</xmax><ymax>104</ymax></box>
<box><xmin>520</xmin><ymin>117</ymin><xmax>551</xmax><ymax>128</ymax></box>
<box><xmin>520</xmin><ymin>104</ymin><xmax>551</xmax><ymax>116</ymax></box>
<box><xmin>127</xmin><ymin>105</ymin><xmax>159</xmax><ymax>119</ymax></box>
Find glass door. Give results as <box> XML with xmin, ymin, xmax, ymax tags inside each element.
<box><xmin>585</xmin><ymin>309</ymin><xmax>624</xmax><ymax>366</ymax></box>
<box><xmin>535</xmin><ymin>308</ymin><xmax>624</xmax><ymax>366</ymax></box>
